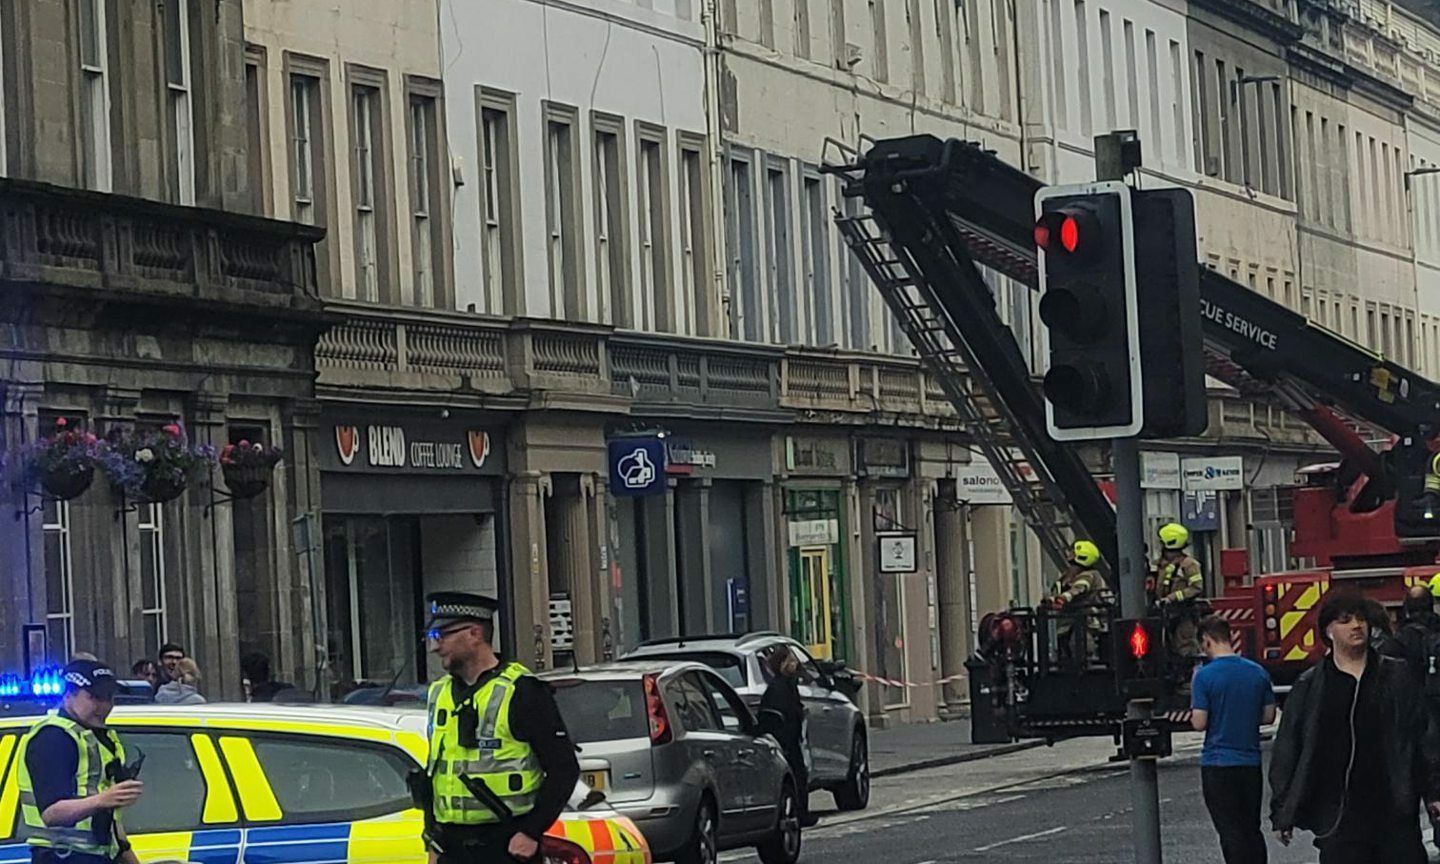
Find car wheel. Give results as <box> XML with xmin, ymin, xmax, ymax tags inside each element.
<box><xmin>832</xmin><ymin>729</ymin><xmax>870</xmax><ymax>811</ymax></box>
<box><xmin>758</xmin><ymin>779</ymin><xmax>803</xmax><ymax>864</ymax></box>
<box><xmin>676</xmin><ymin>796</ymin><xmax>719</xmax><ymax>864</ymax></box>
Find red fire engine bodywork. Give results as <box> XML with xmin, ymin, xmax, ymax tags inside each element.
<box><xmin>1212</xmin><ymin>475</ymin><xmax>1440</xmax><ymax>687</ymax></box>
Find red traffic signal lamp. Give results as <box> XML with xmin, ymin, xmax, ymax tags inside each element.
<box><xmin>1034</xmin><ymin>183</ymin><xmax>1141</xmax><ymax>441</ymax></box>
<box><xmin>1034</xmin><ymin>206</ymin><xmax>1100</xmax><ymax>260</ymax></box>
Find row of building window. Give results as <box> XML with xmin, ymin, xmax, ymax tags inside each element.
<box><xmin>469</xmin><ymin>92</ymin><xmax>715</xmax><ymax>333</ymax></box>
<box><xmin>44</xmin><ymin>500</ymin><xmax>168</xmax><ymax>664</ymax></box>
<box><xmin>726</xmin><ymin>0</ymin><xmax>1015</xmax><ymax>121</ymax></box>
<box><xmin>254</xmin><ymin>54</ymin><xmax>446</xmax><ymax>309</ymax></box>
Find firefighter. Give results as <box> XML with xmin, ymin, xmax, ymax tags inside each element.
<box><xmin>1156</xmin><ymin>522</ymin><xmax>1205</xmax><ymax>658</ymax></box>
<box><xmin>1049</xmin><ymin>540</ymin><xmax>1109</xmax><ymax>665</ymax></box>
<box><xmin>412</xmin><ymin>592</ymin><xmax>580</xmax><ymax>863</ymax></box>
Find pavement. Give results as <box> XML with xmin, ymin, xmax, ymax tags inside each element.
<box><xmin>867</xmin><ymin>716</ymin><xmax>1041</xmax><ymax>777</ymax></box>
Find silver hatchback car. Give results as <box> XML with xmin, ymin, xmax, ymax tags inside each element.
<box><xmin>543</xmin><ymin>660</ymin><xmax>803</xmax><ymax>864</ymax></box>
<box><xmin>623</xmin><ymin>633</ymin><xmax>870</xmax><ymax>811</ymax></box>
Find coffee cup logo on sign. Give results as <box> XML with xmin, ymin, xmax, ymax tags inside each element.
<box><xmin>468</xmin><ymin>430</ymin><xmax>492</xmax><ymax>469</ymax></box>
<box><xmin>335</xmin><ymin>426</ymin><xmax>360</xmax><ymax>466</ymax></box>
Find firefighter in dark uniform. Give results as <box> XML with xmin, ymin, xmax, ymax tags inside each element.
<box><xmin>1049</xmin><ymin>540</ymin><xmax>1110</xmax><ymax>665</ymax></box>
<box><xmin>17</xmin><ymin>660</ymin><xmax>143</xmax><ymax>864</ymax></box>
<box><xmin>1155</xmin><ymin>522</ymin><xmax>1205</xmax><ymax>658</ymax></box>
<box><xmin>413</xmin><ymin>592</ymin><xmax>580</xmax><ymax>863</ymax></box>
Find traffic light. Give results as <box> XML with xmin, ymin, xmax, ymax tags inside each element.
<box><xmin>1113</xmin><ymin>617</ymin><xmax>1167</xmax><ymax>698</ymax></box>
<box><xmin>1035</xmin><ymin>182</ymin><xmax>1142</xmax><ymax>441</ymax></box>
<box><xmin>1133</xmin><ymin>188</ymin><xmax>1206</xmax><ymax>437</ymax></box>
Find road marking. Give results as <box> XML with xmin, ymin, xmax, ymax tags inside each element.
<box><xmin>972</xmin><ymin>825</ymin><xmax>1068</xmax><ymax>852</ymax></box>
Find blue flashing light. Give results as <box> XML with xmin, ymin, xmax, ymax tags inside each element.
<box><xmin>3</xmin><ymin>667</ymin><xmax>66</xmax><ymax>700</ymax></box>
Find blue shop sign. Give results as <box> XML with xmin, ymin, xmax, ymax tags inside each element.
<box><xmin>609</xmin><ymin>437</ymin><xmax>666</xmax><ymax>497</ymax></box>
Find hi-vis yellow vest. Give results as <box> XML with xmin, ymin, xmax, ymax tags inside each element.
<box><xmin>427</xmin><ymin>662</ymin><xmax>543</xmax><ymax>825</ymax></box>
<box><xmin>18</xmin><ymin>714</ymin><xmax>126</xmax><ymax>858</ymax></box>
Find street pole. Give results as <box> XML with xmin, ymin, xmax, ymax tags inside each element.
<box><xmin>1096</xmin><ymin>131</ymin><xmax>1163</xmax><ymax>864</ymax></box>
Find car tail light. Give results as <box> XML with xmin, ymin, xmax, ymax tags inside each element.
<box><xmin>644</xmin><ymin>673</ymin><xmax>672</xmax><ymax>745</ymax></box>
<box><xmin>541</xmin><ymin>835</ymin><xmax>591</xmax><ymax>864</ymax></box>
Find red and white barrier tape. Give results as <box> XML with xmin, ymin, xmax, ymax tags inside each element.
<box><xmin>851</xmin><ymin>670</ymin><xmax>969</xmax><ymax>689</ymax></box>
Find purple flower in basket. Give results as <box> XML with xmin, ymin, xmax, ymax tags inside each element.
<box><xmin>99</xmin><ymin>422</ymin><xmax>217</xmax><ymax>503</ymax></box>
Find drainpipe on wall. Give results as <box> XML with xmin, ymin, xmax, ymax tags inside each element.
<box><xmin>701</xmin><ymin>0</ymin><xmax>731</xmax><ymax>338</ymax></box>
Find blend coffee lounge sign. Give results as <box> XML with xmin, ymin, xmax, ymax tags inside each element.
<box><xmin>330</xmin><ymin>422</ymin><xmax>496</xmax><ymax>473</ymax></box>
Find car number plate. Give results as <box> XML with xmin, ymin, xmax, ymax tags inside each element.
<box><xmin>582</xmin><ymin>770</ymin><xmax>607</xmax><ymax>791</ymax></box>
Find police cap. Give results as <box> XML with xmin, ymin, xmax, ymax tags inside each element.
<box><xmin>63</xmin><ymin>658</ymin><xmax>119</xmax><ymax>699</ymax></box>
<box><xmin>424</xmin><ymin>591</ymin><xmax>498</xmax><ymax>632</ymax></box>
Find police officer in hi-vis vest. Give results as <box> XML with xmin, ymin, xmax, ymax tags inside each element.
<box><xmin>18</xmin><ymin>659</ymin><xmax>143</xmax><ymax>864</ymax></box>
<box><xmin>414</xmin><ymin>592</ymin><xmax>580</xmax><ymax>863</ymax></box>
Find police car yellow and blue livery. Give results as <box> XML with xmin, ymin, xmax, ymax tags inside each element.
<box><xmin>0</xmin><ymin>697</ymin><xmax>649</xmax><ymax>864</ymax></box>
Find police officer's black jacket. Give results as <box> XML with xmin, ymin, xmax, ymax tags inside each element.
<box><xmin>1269</xmin><ymin>651</ymin><xmax>1440</xmax><ymax>833</ymax></box>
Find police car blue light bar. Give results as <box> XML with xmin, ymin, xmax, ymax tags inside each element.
<box><xmin>0</xmin><ymin>668</ymin><xmax>64</xmax><ymax>699</ymax></box>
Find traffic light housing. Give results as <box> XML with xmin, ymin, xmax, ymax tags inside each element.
<box><xmin>1113</xmin><ymin>617</ymin><xmax>1167</xmax><ymax>698</ymax></box>
<box><xmin>1035</xmin><ymin>183</ymin><xmax>1142</xmax><ymax>441</ymax></box>
<box><xmin>1132</xmin><ymin>188</ymin><xmax>1207</xmax><ymax>437</ymax></box>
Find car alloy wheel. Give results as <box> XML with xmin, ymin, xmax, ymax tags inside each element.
<box><xmin>697</xmin><ymin>800</ymin><xmax>718</xmax><ymax>864</ymax></box>
<box><xmin>758</xmin><ymin>781</ymin><xmax>803</xmax><ymax>864</ymax></box>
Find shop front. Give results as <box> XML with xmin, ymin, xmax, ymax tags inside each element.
<box><xmin>607</xmin><ymin>424</ymin><xmax>777</xmax><ymax>653</ymax></box>
<box><xmin>781</xmin><ymin>433</ymin><xmax>854</xmax><ymax>665</ymax></box>
<box><xmin>316</xmin><ymin>409</ymin><xmax>507</xmax><ymax>691</ymax></box>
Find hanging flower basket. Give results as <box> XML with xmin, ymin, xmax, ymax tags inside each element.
<box><xmin>21</xmin><ymin>418</ymin><xmax>103</xmax><ymax>501</ymax></box>
<box><xmin>220</xmin><ymin>441</ymin><xmax>284</xmax><ymax>500</ymax></box>
<box><xmin>100</xmin><ymin>423</ymin><xmax>216</xmax><ymax>504</ymax></box>
<box><xmin>40</xmin><ymin>462</ymin><xmax>95</xmax><ymax>500</ymax></box>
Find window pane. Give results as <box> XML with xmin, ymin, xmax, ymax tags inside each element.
<box><xmin>44</xmin><ymin>531</ymin><xmax>66</xmax><ymax>613</ymax></box>
<box><xmin>551</xmin><ymin>680</ymin><xmax>648</xmax><ymax>744</ymax></box>
<box><xmin>80</xmin><ymin>0</ymin><xmax>100</xmax><ymax>68</ymax></box>
<box><xmin>164</xmin><ymin>0</ymin><xmax>186</xmax><ymax>86</ymax></box>
<box><xmin>249</xmin><ymin>737</ymin><xmax>413</xmax><ymax>822</ymax></box>
<box><xmin>118</xmin><ymin>733</ymin><xmax>208</xmax><ymax>834</ymax></box>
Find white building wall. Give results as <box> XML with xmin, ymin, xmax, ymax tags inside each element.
<box><xmin>1025</xmin><ymin>0</ymin><xmax>1196</xmax><ymax>184</ymax></box>
<box><xmin>441</xmin><ymin>0</ymin><xmax>710</xmax><ymax>331</ymax></box>
<box><xmin>1408</xmin><ymin>116</ymin><xmax>1440</xmax><ymax>378</ymax></box>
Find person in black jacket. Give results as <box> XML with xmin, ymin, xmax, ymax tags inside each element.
<box><xmin>1388</xmin><ymin>587</ymin><xmax>1440</xmax><ymax>685</ymax></box>
<box><xmin>757</xmin><ymin>647</ymin><xmax>817</xmax><ymax>827</ymax></box>
<box><xmin>1269</xmin><ymin>592</ymin><xmax>1440</xmax><ymax>863</ymax></box>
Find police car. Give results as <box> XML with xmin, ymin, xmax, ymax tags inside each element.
<box><xmin>0</xmin><ymin>680</ymin><xmax>650</xmax><ymax>864</ymax></box>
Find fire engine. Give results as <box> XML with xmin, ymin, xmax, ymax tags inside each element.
<box><xmin>828</xmin><ymin>134</ymin><xmax>1440</xmax><ymax>743</ymax></box>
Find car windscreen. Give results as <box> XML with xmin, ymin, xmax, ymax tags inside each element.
<box><xmin>551</xmin><ymin>680</ymin><xmax>650</xmax><ymax>744</ymax></box>
<box><xmin>633</xmin><ymin>652</ymin><xmax>747</xmax><ymax>688</ymax></box>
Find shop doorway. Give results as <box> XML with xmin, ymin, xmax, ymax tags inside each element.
<box><xmin>322</xmin><ymin>512</ymin><xmax>499</xmax><ymax>694</ymax></box>
<box><xmin>795</xmin><ymin>546</ymin><xmax>834</xmax><ymax>659</ymax></box>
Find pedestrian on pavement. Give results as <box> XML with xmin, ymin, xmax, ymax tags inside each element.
<box><xmin>1386</xmin><ymin>586</ymin><xmax>1440</xmax><ymax>685</ymax></box>
<box><xmin>153</xmin><ymin>658</ymin><xmax>205</xmax><ymax>705</ymax></box>
<box><xmin>758</xmin><ymin>645</ymin><xmax>817</xmax><ymax>828</ymax></box>
<box><xmin>241</xmin><ymin>652</ymin><xmax>294</xmax><ymax>703</ymax></box>
<box><xmin>17</xmin><ymin>658</ymin><xmax>144</xmax><ymax>864</ymax></box>
<box><xmin>156</xmin><ymin>643</ymin><xmax>184</xmax><ymax>686</ymax></box>
<box><xmin>1269</xmin><ymin>591</ymin><xmax>1440</xmax><ymax>863</ymax></box>
<box><xmin>415</xmin><ymin>592</ymin><xmax>579</xmax><ymax>863</ymax></box>
<box><xmin>128</xmin><ymin>661</ymin><xmax>157</xmax><ymax>694</ymax></box>
<box><xmin>1191</xmin><ymin>615</ymin><xmax>1275</xmax><ymax>864</ymax></box>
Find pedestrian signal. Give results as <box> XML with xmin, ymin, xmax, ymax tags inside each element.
<box><xmin>1113</xmin><ymin>617</ymin><xmax>1166</xmax><ymax>698</ymax></box>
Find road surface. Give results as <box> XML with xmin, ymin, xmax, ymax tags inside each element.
<box><xmin>721</xmin><ymin>733</ymin><xmax>1436</xmax><ymax>863</ymax></box>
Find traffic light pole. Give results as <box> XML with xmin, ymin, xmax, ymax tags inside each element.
<box><xmin>1096</xmin><ymin>132</ymin><xmax>1163</xmax><ymax>864</ymax></box>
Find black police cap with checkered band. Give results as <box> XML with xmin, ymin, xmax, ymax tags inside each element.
<box><xmin>424</xmin><ymin>591</ymin><xmax>498</xmax><ymax>631</ymax></box>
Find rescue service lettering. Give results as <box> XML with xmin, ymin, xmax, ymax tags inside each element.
<box><xmin>368</xmin><ymin>425</ymin><xmax>407</xmax><ymax>467</ymax></box>
<box><xmin>1200</xmin><ymin>299</ymin><xmax>1278</xmax><ymax>350</ymax></box>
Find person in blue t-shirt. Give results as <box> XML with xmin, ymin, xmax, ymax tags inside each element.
<box><xmin>1192</xmin><ymin>614</ymin><xmax>1277</xmax><ymax>864</ymax></box>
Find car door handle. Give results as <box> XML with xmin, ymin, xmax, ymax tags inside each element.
<box><xmin>702</xmin><ymin>748</ymin><xmax>718</xmax><ymax>759</ymax></box>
